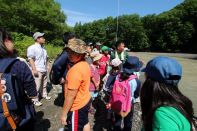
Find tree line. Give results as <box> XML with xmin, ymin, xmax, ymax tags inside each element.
<box><xmin>0</xmin><ymin>0</ymin><xmax>69</xmax><ymax>46</ymax></box>
<box><xmin>74</xmin><ymin>0</ymin><xmax>197</xmax><ymax>53</ymax></box>
<box><xmin>0</xmin><ymin>0</ymin><xmax>196</xmax><ymax>53</ymax></box>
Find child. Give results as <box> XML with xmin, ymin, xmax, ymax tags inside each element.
<box><xmin>90</xmin><ymin>54</ymin><xmax>102</xmax><ymax>100</ymax></box>
<box><xmin>99</xmin><ymin>46</ymin><xmax>110</xmax><ymax>77</ymax></box>
<box><xmin>110</xmin><ymin>56</ymin><xmax>143</xmax><ymax>131</ymax></box>
<box><xmin>140</xmin><ymin>56</ymin><xmax>196</xmax><ymax>131</ymax></box>
<box><xmin>102</xmin><ymin>58</ymin><xmax>122</xmax><ymax>95</ymax></box>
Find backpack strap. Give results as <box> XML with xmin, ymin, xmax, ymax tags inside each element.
<box><xmin>0</xmin><ymin>58</ymin><xmax>18</xmax><ymax>73</ymax></box>
<box><xmin>128</xmin><ymin>75</ymin><xmax>137</xmax><ymax>81</ymax></box>
<box><xmin>0</xmin><ymin>73</ymin><xmax>17</xmax><ymax>130</ymax></box>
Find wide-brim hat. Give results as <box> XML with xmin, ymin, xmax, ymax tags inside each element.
<box><xmin>65</xmin><ymin>39</ymin><xmax>87</xmax><ymax>54</ymax></box>
<box><xmin>123</xmin><ymin>56</ymin><xmax>143</xmax><ymax>74</ymax></box>
<box><xmin>93</xmin><ymin>54</ymin><xmax>103</xmax><ymax>62</ymax></box>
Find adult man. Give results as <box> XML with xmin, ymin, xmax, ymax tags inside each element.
<box><xmin>110</xmin><ymin>41</ymin><xmax>129</xmax><ymax>64</ymax></box>
<box><xmin>50</xmin><ymin>32</ymin><xmax>75</xmax><ymax>85</ymax></box>
<box><xmin>27</xmin><ymin>32</ymin><xmax>51</xmax><ymax>106</ymax></box>
<box><xmin>61</xmin><ymin>39</ymin><xmax>91</xmax><ymax>131</ymax></box>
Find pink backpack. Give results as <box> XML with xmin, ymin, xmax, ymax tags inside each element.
<box><xmin>110</xmin><ymin>74</ymin><xmax>137</xmax><ymax>113</ymax></box>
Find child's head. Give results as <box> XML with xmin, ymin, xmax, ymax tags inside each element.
<box><xmin>92</xmin><ymin>54</ymin><xmax>102</xmax><ymax>65</ymax></box>
<box><xmin>110</xmin><ymin>58</ymin><xmax>122</xmax><ymax>73</ymax></box>
<box><xmin>101</xmin><ymin>46</ymin><xmax>109</xmax><ymax>55</ymax></box>
<box><xmin>121</xmin><ymin>56</ymin><xmax>143</xmax><ymax>80</ymax></box>
<box><xmin>140</xmin><ymin>56</ymin><xmax>194</xmax><ymax>130</ymax></box>
<box><xmin>142</xmin><ymin>56</ymin><xmax>182</xmax><ymax>86</ymax></box>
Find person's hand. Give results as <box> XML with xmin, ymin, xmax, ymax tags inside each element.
<box><xmin>120</xmin><ymin>110</ymin><xmax>130</xmax><ymax>118</ymax></box>
<box><xmin>32</xmin><ymin>70</ymin><xmax>39</xmax><ymax>77</ymax></box>
<box><xmin>47</xmin><ymin>65</ymin><xmax>51</xmax><ymax>72</ymax></box>
<box><xmin>60</xmin><ymin>115</ymin><xmax>67</xmax><ymax>126</ymax></box>
<box><xmin>60</xmin><ymin>78</ymin><xmax>65</xmax><ymax>84</ymax></box>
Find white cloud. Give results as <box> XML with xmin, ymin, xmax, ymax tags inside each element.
<box><xmin>62</xmin><ymin>9</ymin><xmax>100</xmax><ymax>26</ymax></box>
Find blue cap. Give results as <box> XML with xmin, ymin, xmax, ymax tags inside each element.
<box><xmin>142</xmin><ymin>56</ymin><xmax>182</xmax><ymax>85</ymax></box>
<box><xmin>123</xmin><ymin>56</ymin><xmax>143</xmax><ymax>74</ymax></box>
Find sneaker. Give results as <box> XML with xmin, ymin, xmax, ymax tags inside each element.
<box><xmin>43</xmin><ymin>96</ymin><xmax>51</xmax><ymax>100</ymax></box>
<box><xmin>33</xmin><ymin>101</ymin><xmax>43</xmax><ymax>106</ymax></box>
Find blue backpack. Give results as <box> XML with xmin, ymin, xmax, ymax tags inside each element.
<box><xmin>0</xmin><ymin>58</ymin><xmax>34</xmax><ymax>130</ymax></box>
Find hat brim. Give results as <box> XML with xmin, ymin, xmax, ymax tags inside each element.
<box><xmin>93</xmin><ymin>54</ymin><xmax>103</xmax><ymax>62</ymax></box>
<box><xmin>65</xmin><ymin>45</ymin><xmax>86</xmax><ymax>54</ymax></box>
<box><xmin>123</xmin><ymin>60</ymin><xmax>143</xmax><ymax>74</ymax></box>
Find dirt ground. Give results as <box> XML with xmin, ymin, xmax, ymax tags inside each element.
<box><xmin>34</xmin><ymin>52</ymin><xmax>197</xmax><ymax>131</ymax></box>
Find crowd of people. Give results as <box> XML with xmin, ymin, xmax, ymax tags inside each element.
<box><xmin>0</xmin><ymin>28</ymin><xmax>196</xmax><ymax>131</ymax></box>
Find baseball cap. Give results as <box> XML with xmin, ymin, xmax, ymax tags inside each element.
<box><xmin>101</xmin><ymin>46</ymin><xmax>109</xmax><ymax>52</ymax></box>
<box><xmin>142</xmin><ymin>56</ymin><xmax>182</xmax><ymax>85</ymax></box>
<box><xmin>33</xmin><ymin>32</ymin><xmax>45</xmax><ymax>40</ymax></box>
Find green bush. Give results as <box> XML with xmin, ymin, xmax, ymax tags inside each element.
<box><xmin>45</xmin><ymin>44</ymin><xmax>62</xmax><ymax>60</ymax></box>
<box><xmin>12</xmin><ymin>32</ymin><xmax>34</xmax><ymax>58</ymax></box>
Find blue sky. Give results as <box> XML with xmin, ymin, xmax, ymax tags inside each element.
<box><xmin>56</xmin><ymin>0</ymin><xmax>184</xmax><ymax>26</ymax></box>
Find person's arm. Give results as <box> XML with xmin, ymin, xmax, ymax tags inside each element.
<box><xmin>22</xmin><ymin>62</ymin><xmax>37</xmax><ymax>98</ymax></box>
<box><xmin>29</xmin><ymin>58</ymin><xmax>38</xmax><ymax>77</ymax></box>
<box><xmin>27</xmin><ymin>46</ymin><xmax>38</xmax><ymax>77</ymax></box>
<box><xmin>61</xmin><ymin>88</ymin><xmax>78</xmax><ymax>125</ymax></box>
<box><xmin>51</xmin><ymin>52</ymin><xmax>68</xmax><ymax>84</ymax></box>
<box><xmin>13</xmin><ymin>61</ymin><xmax>37</xmax><ymax>98</ymax></box>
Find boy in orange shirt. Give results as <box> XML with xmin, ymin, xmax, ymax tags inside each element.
<box><xmin>60</xmin><ymin>39</ymin><xmax>91</xmax><ymax>131</ymax></box>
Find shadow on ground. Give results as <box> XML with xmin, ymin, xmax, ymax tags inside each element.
<box><xmin>34</xmin><ymin>111</ymin><xmax>51</xmax><ymax>131</ymax></box>
<box><xmin>54</xmin><ymin>92</ymin><xmax>64</xmax><ymax>107</ymax></box>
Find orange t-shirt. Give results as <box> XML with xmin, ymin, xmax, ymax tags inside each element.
<box><xmin>65</xmin><ymin>61</ymin><xmax>91</xmax><ymax>111</ymax></box>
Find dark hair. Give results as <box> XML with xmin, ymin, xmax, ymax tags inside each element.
<box><xmin>140</xmin><ymin>78</ymin><xmax>194</xmax><ymax>131</ymax></box>
<box><xmin>62</xmin><ymin>32</ymin><xmax>75</xmax><ymax>44</ymax></box>
<box><xmin>0</xmin><ymin>28</ymin><xmax>12</xmax><ymax>42</ymax></box>
<box><xmin>0</xmin><ymin>28</ymin><xmax>15</xmax><ymax>58</ymax></box>
<box><xmin>115</xmin><ymin>40</ymin><xmax>124</xmax><ymax>49</ymax></box>
<box><xmin>120</xmin><ymin>72</ymin><xmax>130</xmax><ymax>81</ymax></box>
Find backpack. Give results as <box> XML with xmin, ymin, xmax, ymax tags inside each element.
<box><xmin>0</xmin><ymin>58</ymin><xmax>30</xmax><ymax>130</ymax></box>
<box><xmin>110</xmin><ymin>74</ymin><xmax>136</xmax><ymax>115</ymax></box>
<box><xmin>50</xmin><ymin>50</ymin><xmax>70</xmax><ymax>85</ymax></box>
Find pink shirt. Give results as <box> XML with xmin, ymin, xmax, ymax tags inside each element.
<box><xmin>99</xmin><ymin>55</ymin><xmax>110</xmax><ymax>75</ymax></box>
<box><xmin>90</xmin><ymin>64</ymin><xmax>100</xmax><ymax>91</ymax></box>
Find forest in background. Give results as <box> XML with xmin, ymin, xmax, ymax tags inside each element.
<box><xmin>0</xmin><ymin>0</ymin><xmax>196</xmax><ymax>59</ymax></box>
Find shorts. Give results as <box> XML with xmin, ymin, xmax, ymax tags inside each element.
<box><xmin>65</xmin><ymin>100</ymin><xmax>91</xmax><ymax>131</ymax></box>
